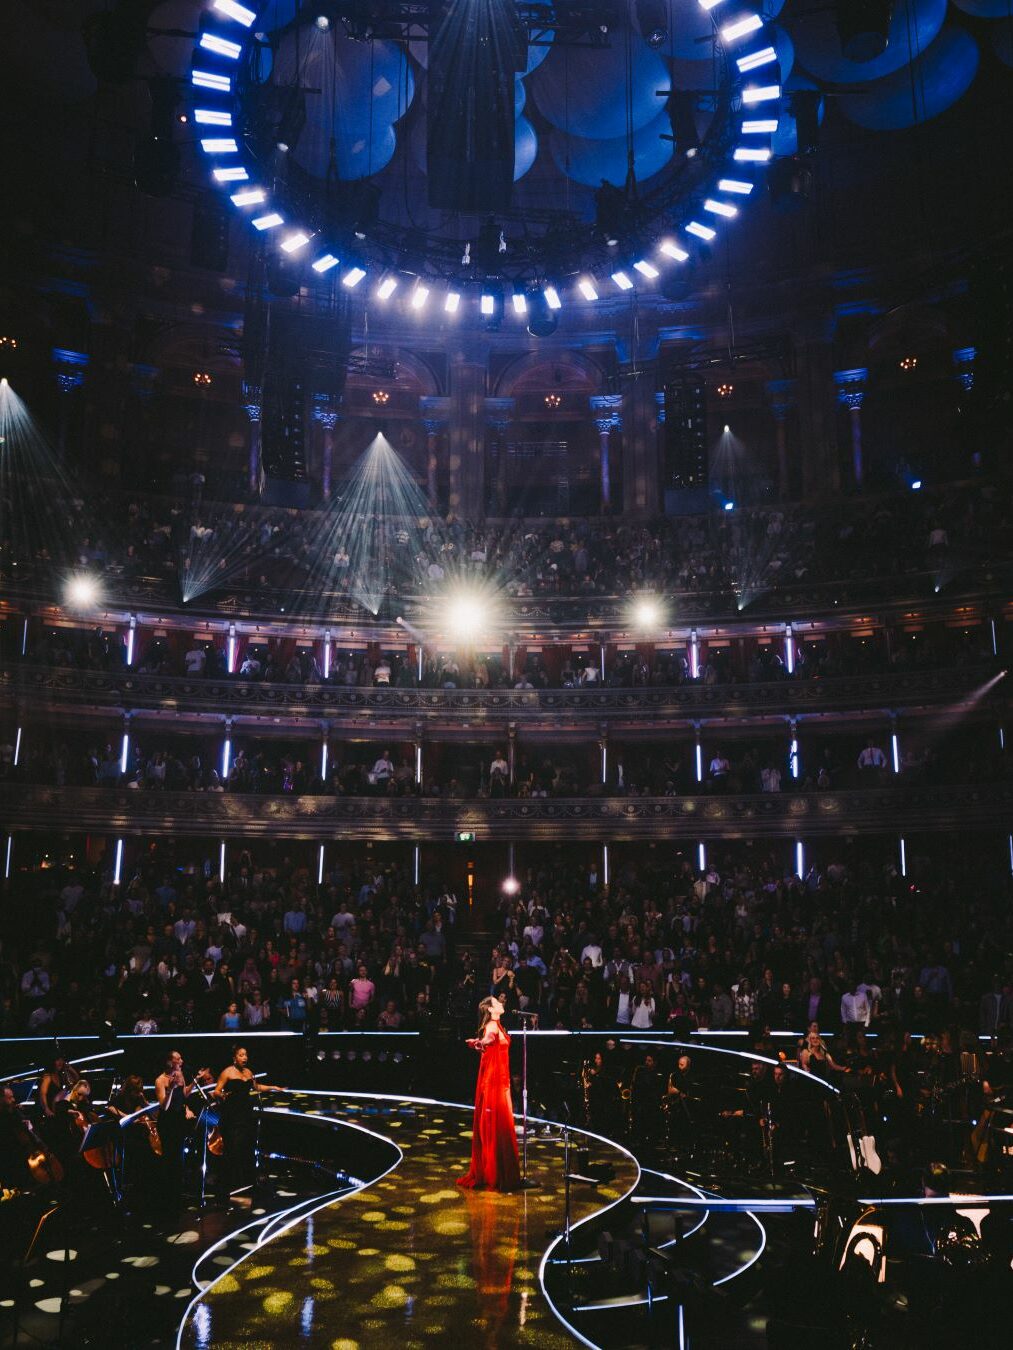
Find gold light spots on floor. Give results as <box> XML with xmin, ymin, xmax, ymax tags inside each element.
<box><xmin>432</xmin><ymin>1219</ymin><xmax>468</xmax><ymax>1236</ymax></box>
<box><xmin>370</xmin><ymin>1284</ymin><xmax>409</xmax><ymax>1309</ymax></box>
<box><xmin>391</xmin><ymin>1205</ymin><xmax>415</xmax><ymax>1214</ymax></box>
<box><xmin>330</xmin><ymin>1340</ymin><xmax>359</xmax><ymax>1350</ymax></box>
<box><xmin>383</xmin><ymin>1254</ymin><xmax>415</xmax><ymax>1273</ymax></box>
<box><xmin>214</xmin><ymin>1275</ymin><xmax>241</xmax><ymax>1294</ymax></box>
<box><xmin>310</xmin><ymin>1278</ymin><xmax>334</xmax><ymax>1291</ymax></box>
<box><xmin>359</xmin><ymin>1211</ymin><xmax>386</xmax><ymax>1223</ymax></box>
<box><xmin>244</xmin><ymin>1266</ymin><xmax>273</xmax><ymax>1280</ymax></box>
<box><xmin>263</xmin><ymin>1290</ymin><xmax>295</xmax><ymax>1314</ymax></box>
<box><xmin>435</xmin><ymin>1273</ymin><xmax>476</xmax><ymax>1289</ymax></box>
<box><xmin>327</xmin><ymin>1238</ymin><xmax>356</xmax><ymax>1250</ymax></box>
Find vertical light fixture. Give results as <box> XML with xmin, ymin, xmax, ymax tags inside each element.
<box><xmin>4</xmin><ymin>835</ymin><xmax>12</xmax><ymax>879</ymax></box>
<box><xmin>603</xmin><ymin>843</ymin><xmax>610</xmax><ymax>888</ymax></box>
<box><xmin>784</xmin><ymin>623</ymin><xmax>794</xmax><ymax>675</ymax></box>
<box><xmin>899</xmin><ymin>837</ymin><xmax>907</xmax><ymax>877</ymax></box>
<box><xmin>795</xmin><ymin>840</ymin><xmax>805</xmax><ymax>879</ymax></box>
<box><xmin>113</xmin><ymin>838</ymin><xmax>124</xmax><ymax>886</ymax></box>
<box><xmin>21</xmin><ymin>618</ymin><xmax>29</xmax><ymax>656</ymax></box>
<box><xmin>690</xmin><ymin>629</ymin><xmax>700</xmax><ymax>680</ymax></box>
<box><xmin>120</xmin><ymin>729</ymin><xmax>130</xmax><ymax>775</ymax></box>
<box><xmin>227</xmin><ymin>623</ymin><xmax>237</xmax><ymax>674</ymax></box>
<box><xmin>126</xmin><ymin>615</ymin><xmax>137</xmax><ymax>667</ymax></box>
<box><xmin>323</xmin><ymin>631</ymin><xmax>331</xmax><ymax>680</ymax></box>
<box><xmin>695</xmin><ymin>728</ymin><xmax>703</xmax><ymax>784</ymax></box>
<box><xmin>222</xmin><ymin>736</ymin><xmax>232</xmax><ymax>780</ymax></box>
<box><xmin>318</xmin><ymin>843</ymin><xmax>326</xmax><ymax>886</ymax></box>
<box><xmin>320</xmin><ymin>739</ymin><xmax>329</xmax><ymax>781</ymax></box>
<box><xmin>415</xmin><ymin>743</ymin><xmax>423</xmax><ymax>785</ymax></box>
<box><xmin>13</xmin><ymin>727</ymin><xmax>22</xmax><ymax>767</ymax></box>
<box><xmin>789</xmin><ymin>719</ymin><xmax>799</xmax><ymax>780</ymax></box>
<box><xmin>891</xmin><ymin>728</ymin><xmax>900</xmax><ymax>774</ymax></box>
<box><xmin>698</xmin><ymin>842</ymin><xmax>706</xmax><ymax>873</ymax></box>
<box><xmin>413</xmin><ymin>845</ymin><xmax>421</xmax><ymax>886</ymax></box>
<box><xmin>219</xmin><ymin>840</ymin><xmax>227</xmax><ymax>883</ymax></box>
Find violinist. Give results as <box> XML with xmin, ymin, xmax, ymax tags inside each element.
<box><xmin>155</xmin><ymin>1051</ymin><xmax>212</xmax><ymax>1200</ymax></box>
<box><xmin>108</xmin><ymin>1075</ymin><xmax>161</xmax><ymax>1209</ymax></box>
<box><xmin>38</xmin><ymin>1054</ymin><xmax>81</xmax><ymax>1120</ymax></box>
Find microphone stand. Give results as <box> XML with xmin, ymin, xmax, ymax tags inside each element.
<box><xmin>515</xmin><ymin>1010</ymin><xmax>539</xmax><ymax>1188</ymax></box>
<box><xmin>188</xmin><ymin>1076</ymin><xmax>213</xmax><ymax>1209</ymax></box>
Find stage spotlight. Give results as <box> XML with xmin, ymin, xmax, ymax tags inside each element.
<box><xmin>724</xmin><ymin>500</ymin><xmax>735</xmax><ymax>511</ymax></box>
<box><xmin>526</xmin><ymin>289</ymin><xmax>558</xmax><ymax>338</ymax></box>
<box><xmin>502</xmin><ymin>876</ymin><xmax>520</xmax><ymax>895</ymax></box>
<box><xmin>480</xmin><ymin>288</ymin><xmax>503</xmax><ymax>328</ymax></box>
<box><xmin>659</xmin><ymin>240</ymin><xmax>689</xmax><ymax>261</ymax></box>
<box><xmin>444</xmin><ymin>591</ymin><xmax>488</xmax><ymax>639</ymax></box>
<box><xmin>911</xmin><ymin>479</ymin><xmax>922</xmax><ymax>490</ymax></box>
<box><xmin>633</xmin><ymin>259</ymin><xmax>659</xmax><ymax>278</ymax></box>
<box><xmin>512</xmin><ymin>292</ymin><xmax>527</xmax><ymax>315</ymax></box>
<box><xmin>611</xmin><ymin>270</ymin><xmax>633</xmax><ymax>291</ymax></box>
<box><xmin>315</xmin><ymin>13</ymin><xmax>330</xmax><ymax>29</ymax></box>
<box><xmin>578</xmin><ymin>278</ymin><xmax>599</xmax><ymax>301</ymax></box>
<box><xmin>376</xmin><ymin>276</ymin><xmax>399</xmax><ymax>300</ymax></box>
<box><xmin>631</xmin><ymin>595</ymin><xmax>663</xmax><ymax>629</ymax></box>
<box><xmin>65</xmin><ymin>574</ymin><xmax>102</xmax><ymax>609</ymax></box>
<box><xmin>543</xmin><ymin>286</ymin><xmax>562</xmax><ymax>310</ymax></box>
<box><xmin>410</xmin><ymin>283</ymin><xmax>430</xmax><ymax>311</ymax></box>
<box><xmin>342</xmin><ymin>266</ymin><xmax>367</xmax><ymax>288</ymax></box>
<box><xmin>444</xmin><ymin>290</ymin><xmax>461</xmax><ymax>314</ymax></box>
<box><xmin>636</xmin><ymin>0</ymin><xmax>668</xmax><ymax>49</ymax></box>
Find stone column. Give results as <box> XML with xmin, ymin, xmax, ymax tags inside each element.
<box><xmin>507</xmin><ymin>723</ymin><xmax>516</xmax><ymax>786</ymax></box>
<box><xmin>834</xmin><ymin>368</ymin><xmax>867</xmax><ymax>489</ymax></box>
<box><xmin>449</xmin><ymin>361</ymin><xmax>487</xmax><ymax>519</ymax></box>
<box><xmin>484</xmin><ymin>397</ymin><xmax>515</xmax><ymax>516</ymax></box>
<box><xmin>765</xmin><ymin>377</ymin><xmax>797</xmax><ymax>498</ymax></box>
<box><xmin>794</xmin><ymin>328</ymin><xmax>840</xmax><ymax>497</ymax></box>
<box><xmin>311</xmin><ymin>394</ymin><xmax>340</xmax><ymax>500</ymax></box>
<box><xmin>590</xmin><ymin>393</ymin><xmax>623</xmax><ymax>514</ymax></box>
<box><xmin>242</xmin><ymin>381</ymin><xmax>262</xmax><ymax>495</ymax></box>
<box><xmin>419</xmin><ymin>395</ymin><xmax>451</xmax><ymax>510</ymax></box>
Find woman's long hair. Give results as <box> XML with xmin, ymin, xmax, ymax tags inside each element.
<box><xmin>476</xmin><ymin>996</ymin><xmax>498</xmax><ymax>1036</ymax></box>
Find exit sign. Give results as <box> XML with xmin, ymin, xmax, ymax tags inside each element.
<box><xmin>455</xmin><ymin>831</ymin><xmax>476</xmax><ymax>843</ymax></box>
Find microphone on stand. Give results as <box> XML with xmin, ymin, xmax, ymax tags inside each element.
<box><xmin>514</xmin><ymin>1010</ymin><xmax>539</xmax><ymax>1020</ymax></box>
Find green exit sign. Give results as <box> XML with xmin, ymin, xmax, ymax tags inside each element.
<box><xmin>455</xmin><ymin>831</ymin><xmax>476</xmax><ymax>843</ymax></box>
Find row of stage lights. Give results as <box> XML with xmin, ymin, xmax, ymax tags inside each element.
<box><xmin>192</xmin><ymin>0</ymin><xmax>783</xmax><ymax>318</ymax></box>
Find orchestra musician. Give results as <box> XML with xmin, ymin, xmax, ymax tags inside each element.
<box><xmin>38</xmin><ymin>1054</ymin><xmax>81</xmax><ymax>1121</ymax></box>
<box><xmin>108</xmin><ymin>1074</ymin><xmax>161</xmax><ymax>1209</ymax></box>
<box><xmin>629</xmin><ymin>1052</ymin><xmax>665</xmax><ymax>1150</ymax></box>
<box><xmin>154</xmin><ymin>1051</ymin><xmax>213</xmax><ymax>1202</ymax></box>
<box><xmin>664</xmin><ymin>1053</ymin><xmax>698</xmax><ymax>1155</ymax></box>
<box><xmin>213</xmin><ymin>1045</ymin><xmax>284</xmax><ymax>1202</ymax></box>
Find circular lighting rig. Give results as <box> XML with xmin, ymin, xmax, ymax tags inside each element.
<box><xmin>191</xmin><ymin>0</ymin><xmax>783</xmax><ymax>320</ymax></box>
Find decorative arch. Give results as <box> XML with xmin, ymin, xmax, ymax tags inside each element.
<box><xmin>344</xmin><ymin>345</ymin><xmax>442</xmax><ymax>397</ymax></box>
<box><xmin>493</xmin><ymin>348</ymin><xmax>607</xmax><ymax>398</ymax></box>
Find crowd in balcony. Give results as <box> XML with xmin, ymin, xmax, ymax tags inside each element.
<box><xmin>4</xmin><ymin>719</ymin><xmax>1005</xmax><ymax>798</ymax></box>
<box><xmin>2</xmin><ymin>846</ymin><xmax>1010</xmax><ymax>1061</ymax></box>
<box><xmin>3</xmin><ymin>476</ymin><xmax>1008</xmax><ymax>624</ymax></box>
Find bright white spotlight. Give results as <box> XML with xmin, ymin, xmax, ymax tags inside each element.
<box><xmin>280</xmin><ymin>231</ymin><xmax>310</xmax><ymax>253</ymax></box>
<box><xmin>722</xmin><ymin>15</ymin><xmax>763</xmax><ymax>41</ymax></box>
<box><xmin>444</xmin><ymin>291</ymin><xmax>461</xmax><ymax>313</ymax></box>
<box><xmin>544</xmin><ymin>285</ymin><xmax>562</xmax><ymax>310</ymax></box>
<box><xmin>502</xmin><ymin>876</ymin><xmax>520</xmax><ymax>895</ymax></box>
<box><xmin>213</xmin><ymin>166</ymin><xmax>248</xmax><ymax>182</ymax></box>
<box><xmin>633</xmin><ymin>259</ymin><xmax>659</xmax><ymax>278</ymax></box>
<box><xmin>65</xmin><ymin>574</ymin><xmax>102</xmax><ymax>608</ymax></box>
<box><xmin>611</xmin><ymin>270</ymin><xmax>633</xmax><ymax>290</ymax></box>
<box><xmin>632</xmin><ymin>596</ymin><xmax>663</xmax><ymax>629</ymax></box>
<box><xmin>686</xmin><ymin>221</ymin><xmax>716</xmax><ymax>240</ymax></box>
<box><xmin>231</xmin><ymin>187</ymin><xmax>265</xmax><ymax>206</ymax></box>
<box><xmin>199</xmin><ymin>32</ymin><xmax>242</xmax><ymax>59</ymax></box>
<box><xmin>342</xmin><ymin>267</ymin><xmax>366</xmax><ymax>287</ymax></box>
<box><xmin>659</xmin><ymin>240</ymin><xmax>689</xmax><ymax>261</ymax></box>
<box><xmin>410</xmin><ymin>283</ymin><xmax>430</xmax><ymax>310</ymax></box>
<box><xmin>911</xmin><ymin>479</ymin><xmax>922</xmax><ymax>490</ymax></box>
<box><xmin>315</xmin><ymin>13</ymin><xmax>330</xmax><ymax>29</ymax></box>
<box><xmin>724</xmin><ymin>500</ymin><xmax>735</xmax><ymax>511</ymax></box>
<box><xmin>704</xmin><ymin>198</ymin><xmax>738</xmax><ymax>218</ymax></box>
<box><xmin>200</xmin><ymin>137</ymin><xmax>238</xmax><ymax>154</ymax></box>
<box><xmin>444</xmin><ymin>591</ymin><xmax>489</xmax><ymax>639</ymax></box>
<box><xmin>480</xmin><ymin>293</ymin><xmax>495</xmax><ymax>315</ymax></box>
<box><xmin>512</xmin><ymin>292</ymin><xmax>527</xmax><ymax>315</ymax></box>
<box><xmin>718</xmin><ymin>178</ymin><xmax>754</xmax><ymax>194</ymax></box>
<box><xmin>252</xmin><ymin>212</ymin><xmax>283</xmax><ymax>230</ymax></box>
<box><xmin>734</xmin><ymin>146</ymin><xmax>772</xmax><ymax>161</ymax></box>
<box><xmin>312</xmin><ymin>253</ymin><xmax>339</xmax><ymax>272</ymax></box>
<box><xmin>376</xmin><ymin>277</ymin><xmax>399</xmax><ymax>300</ymax></box>
<box><xmin>741</xmin><ymin>118</ymin><xmax>778</xmax><ymax>133</ymax></box>
<box><xmin>742</xmin><ymin>84</ymin><xmax>781</xmax><ymax>104</ymax></box>
<box><xmin>578</xmin><ymin>278</ymin><xmax>599</xmax><ymax>301</ymax></box>
<box><xmin>213</xmin><ymin>0</ymin><xmax>256</xmax><ymax>24</ymax></box>
<box><xmin>194</xmin><ymin>109</ymin><xmax>233</xmax><ymax>126</ymax></box>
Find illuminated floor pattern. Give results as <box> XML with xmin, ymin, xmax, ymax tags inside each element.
<box><xmin>180</xmin><ymin>1094</ymin><xmax>639</xmax><ymax>1349</ymax></box>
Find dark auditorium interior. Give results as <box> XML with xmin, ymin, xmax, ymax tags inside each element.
<box><xmin>1</xmin><ymin>1</ymin><xmax>1012</xmax><ymax>1347</ymax></box>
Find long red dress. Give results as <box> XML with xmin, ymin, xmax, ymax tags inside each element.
<box><xmin>458</xmin><ymin>1024</ymin><xmax>521</xmax><ymax>1191</ymax></box>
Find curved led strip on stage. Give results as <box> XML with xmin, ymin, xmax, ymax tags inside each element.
<box><xmin>176</xmin><ymin>1091</ymin><xmax>640</xmax><ymax>1349</ymax></box>
<box><xmin>189</xmin><ymin>0</ymin><xmax>784</xmax><ymax>316</ymax></box>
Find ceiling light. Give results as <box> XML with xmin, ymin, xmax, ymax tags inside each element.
<box><xmin>734</xmin><ymin>146</ymin><xmax>771</xmax><ymax>162</ymax></box>
<box><xmin>633</xmin><ymin>259</ymin><xmax>659</xmax><ymax>278</ymax></box>
<box><xmin>704</xmin><ymin>198</ymin><xmax>738</xmax><ymax>218</ymax></box>
<box><xmin>199</xmin><ymin>32</ymin><xmax>242</xmax><ymax>59</ymax></box>
<box><xmin>410</xmin><ymin>284</ymin><xmax>430</xmax><ymax>310</ymax></box>
<box><xmin>212</xmin><ymin>166</ymin><xmax>248</xmax><ymax>182</ymax></box>
<box><xmin>578</xmin><ymin>278</ymin><xmax>599</xmax><ymax>301</ymax></box>
<box><xmin>480</xmin><ymin>293</ymin><xmax>495</xmax><ymax>315</ymax></box>
<box><xmin>718</xmin><ymin>178</ymin><xmax>753</xmax><ymax>194</ymax></box>
<box><xmin>543</xmin><ymin>285</ymin><xmax>562</xmax><ymax>310</ymax></box>
<box><xmin>315</xmin><ymin>14</ymin><xmax>330</xmax><ymax>29</ymax></box>
<box><xmin>742</xmin><ymin>118</ymin><xmax>778</xmax><ymax>133</ymax></box>
<box><xmin>659</xmin><ymin>240</ymin><xmax>689</xmax><ymax>261</ymax></box>
<box><xmin>611</xmin><ymin>271</ymin><xmax>634</xmax><ymax>290</ymax></box>
<box><xmin>444</xmin><ymin>291</ymin><xmax>461</xmax><ymax>313</ymax></box>
<box><xmin>213</xmin><ymin>0</ymin><xmax>256</xmax><ymax>24</ymax></box>
<box><xmin>737</xmin><ymin>46</ymin><xmax>777</xmax><ymax>72</ymax></box>
<box><xmin>512</xmin><ymin>293</ymin><xmax>527</xmax><ymax>314</ymax></box>
<box><xmin>194</xmin><ymin>109</ymin><xmax>233</xmax><ymax>126</ymax></box>
<box><xmin>252</xmin><ymin>212</ymin><xmax>283</xmax><ymax>230</ymax></box>
<box><xmin>192</xmin><ymin>70</ymin><xmax>232</xmax><ymax>92</ymax></box>
<box><xmin>722</xmin><ymin>15</ymin><xmax>763</xmax><ymax>42</ymax></box>
<box><xmin>742</xmin><ymin>84</ymin><xmax>781</xmax><ymax>104</ymax></box>
<box><xmin>312</xmin><ymin>253</ymin><xmax>339</xmax><ymax>272</ymax></box>
<box><xmin>200</xmin><ymin>138</ymin><xmax>238</xmax><ymax>155</ymax></box>
<box><xmin>230</xmin><ymin>188</ymin><xmax>265</xmax><ymax>206</ymax></box>
<box><xmin>342</xmin><ymin>267</ymin><xmax>366</xmax><ymax>287</ymax></box>
<box><xmin>280</xmin><ymin>231</ymin><xmax>310</xmax><ymax>253</ymax></box>
<box><xmin>376</xmin><ymin>277</ymin><xmax>398</xmax><ymax>300</ymax></box>
<box><xmin>686</xmin><ymin>221</ymin><xmax>716</xmax><ymax>240</ymax></box>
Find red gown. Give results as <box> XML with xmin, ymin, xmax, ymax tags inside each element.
<box><xmin>458</xmin><ymin>1025</ymin><xmax>521</xmax><ymax>1191</ymax></box>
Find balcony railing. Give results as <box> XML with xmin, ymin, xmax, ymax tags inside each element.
<box><xmin>2</xmin><ymin>782</ymin><xmax>1008</xmax><ymax>841</ymax></box>
<box><xmin>2</xmin><ymin>662</ymin><xmax>1001</xmax><ymax>727</ymax></box>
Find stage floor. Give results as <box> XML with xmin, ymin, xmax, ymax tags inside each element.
<box><xmin>179</xmin><ymin>1092</ymin><xmax>639</xmax><ymax>1348</ymax></box>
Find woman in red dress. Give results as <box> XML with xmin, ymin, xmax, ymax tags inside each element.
<box><xmin>458</xmin><ymin>995</ymin><xmax>521</xmax><ymax>1191</ymax></box>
